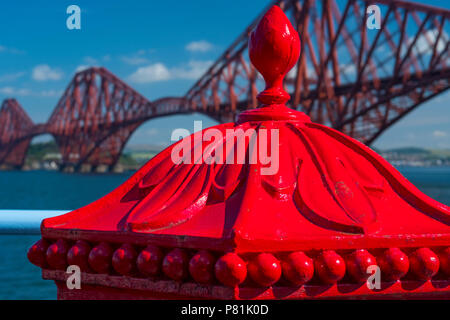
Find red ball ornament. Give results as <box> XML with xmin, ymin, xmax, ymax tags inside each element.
<box><xmin>438</xmin><ymin>247</ymin><xmax>450</xmax><ymax>276</ymax></box>
<box><xmin>281</xmin><ymin>251</ymin><xmax>314</xmax><ymax>285</ymax></box>
<box><xmin>27</xmin><ymin>238</ymin><xmax>49</xmax><ymax>268</ymax></box>
<box><xmin>67</xmin><ymin>240</ymin><xmax>91</xmax><ymax>271</ymax></box>
<box><xmin>112</xmin><ymin>244</ymin><xmax>137</xmax><ymax>276</ymax></box>
<box><xmin>377</xmin><ymin>248</ymin><xmax>409</xmax><ymax>281</ymax></box>
<box><xmin>189</xmin><ymin>250</ymin><xmax>215</xmax><ymax>284</ymax></box>
<box><xmin>409</xmin><ymin>247</ymin><xmax>439</xmax><ymax>280</ymax></box>
<box><xmin>315</xmin><ymin>250</ymin><xmax>346</xmax><ymax>284</ymax></box>
<box><xmin>137</xmin><ymin>245</ymin><xmax>163</xmax><ymax>277</ymax></box>
<box><xmin>46</xmin><ymin>239</ymin><xmax>69</xmax><ymax>270</ymax></box>
<box><xmin>88</xmin><ymin>242</ymin><xmax>113</xmax><ymax>274</ymax></box>
<box><xmin>214</xmin><ymin>253</ymin><xmax>247</xmax><ymax>287</ymax></box>
<box><xmin>162</xmin><ymin>248</ymin><xmax>189</xmax><ymax>281</ymax></box>
<box><xmin>345</xmin><ymin>249</ymin><xmax>377</xmax><ymax>283</ymax></box>
<box><xmin>248</xmin><ymin>253</ymin><xmax>281</xmax><ymax>287</ymax></box>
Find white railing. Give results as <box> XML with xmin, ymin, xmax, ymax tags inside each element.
<box><xmin>0</xmin><ymin>210</ymin><xmax>69</xmax><ymax>234</ymax></box>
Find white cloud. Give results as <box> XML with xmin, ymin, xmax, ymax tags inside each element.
<box><xmin>172</xmin><ymin>60</ymin><xmax>213</xmax><ymax>79</ymax></box>
<box><xmin>32</xmin><ymin>64</ymin><xmax>63</xmax><ymax>81</ymax></box>
<box><xmin>410</xmin><ymin>29</ymin><xmax>449</xmax><ymax>56</ymax></box>
<box><xmin>185</xmin><ymin>40</ymin><xmax>214</xmax><ymax>52</ymax></box>
<box><xmin>80</xmin><ymin>55</ymin><xmax>110</xmax><ymax>66</ymax></box>
<box><xmin>0</xmin><ymin>86</ymin><xmax>63</xmax><ymax>98</ymax></box>
<box><xmin>75</xmin><ymin>65</ymin><xmax>90</xmax><ymax>73</ymax></box>
<box><xmin>0</xmin><ymin>45</ymin><xmax>25</xmax><ymax>54</ymax></box>
<box><xmin>0</xmin><ymin>87</ymin><xmax>63</xmax><ymax>98</ymax></box>
<box><xmin>286</xmin><ymin>64</ymin><xmax>317</xmax><ymax>79</ymax></box>
<box><xmin>128</xmin><ymin>63</ymin><xmax>171</xmax><ymax>83</ymax></box>
<box><xmin>0</xmin><ymin>71</ymin><xmax>26</xmax><ymax>82</ymax></box>
<box><xmin>40</xmin><ymin>89</ymin><xmax>63</xmax><ymax>97</ymax></box>
<box><xmin>343</xmin><ymin>64</ymin><xmax>357</xmax><ymax>75</ymax></box>
<box><xmin>121</xmin><ymin>49</ymin><xmax>156</xmax><ymax>65</ymax></box>
<box><xmin>433</xmin><ymin>130</ymin><xmax>447</xmax><ymax>138</ymax></box>
<box><xmin>84</xmin><ymin>56</ymin><xmax>98</xmax><ymax>65</ymax></box>
<box><xmin>137</xmin><ymin>49</ymin><xmax>156</xmax><ymax>55</ymax></box>
<box><xmin>122</xmin><ymin>56</ymin><xmax>150</xmax><ymax>65</ymax></box>
<box><xmin>128</xmin><ymin>60</ymin><xmax>213</xmax><ymax>84</ymax></box>
<box><xmin>128</xmin><ymin>60</ymin><xmax>212</xmax><ymax>83</ymax></box>
<box><xmin>0</xmin><ymin>86</ymin><xmax>31</xmax><ymax>96</ymax></box>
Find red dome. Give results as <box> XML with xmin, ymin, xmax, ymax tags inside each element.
<box><xmin>40</xmin><ymin>105</ymin><xmax>450</xmax><ymax>252</ymax></box>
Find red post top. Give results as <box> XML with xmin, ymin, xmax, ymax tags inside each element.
<box><xmin>28</xmin><ymin>5</ymin><xmax>450</xmax><ymax>299</ymax></box>
<box><xmin>239</xmin><ymin>5</ymin><xmax>309</xmax><ymax>123</ymax></box>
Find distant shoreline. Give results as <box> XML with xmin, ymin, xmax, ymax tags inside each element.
<box><xmin>1</xmin><ymin>142</ymin><xmax>449</xmax><ymax>172</ymax></box>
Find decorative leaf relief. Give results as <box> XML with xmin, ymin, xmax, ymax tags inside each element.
<box><xmin>294</xmin><ymin>158</ymin><xmax>364</xmax><ymax>234</ymax></box>
<box><xmin>291</xmin><ymin>125</ymin><xmax>378</xmax><ymax>234</ymax></box>
<box><xmin>125</xmin><ymin>163</ymin><xmax>194</xmax><ymax>229</ymax></box>
<box><xmin>308</xmin><ymin>123</ymin><xmax>450</xmax><ymax>225</ymax></box>
<box><xmin>210</xmin><ymin>122</ymin><xmax>253</xmax><ymax>201</ymax></box>
<box><xmin>128</xmin><ymin>164</ymin><xmax>213</xmax><ymax>232</ymax></box>
<box><xmin>211</xmin><ymin>162</ymin><xmax>245</xmax><ymax>202</ymax></box>
<box><xmin>261</xmin><ymin>125</ymin><xmax>297</xmax><ymax>200</ymax></box>
<box><xmin>139</xmin><ymin>153</ymin><xmax>177</xmax><ymax>190</ymax></box>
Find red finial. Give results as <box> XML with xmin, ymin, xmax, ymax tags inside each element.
<box><xmin>249</xmin><ymin>5</ymin><xmax>300</xmax><ymax>106</ymax></box>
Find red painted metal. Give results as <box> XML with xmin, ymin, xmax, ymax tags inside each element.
<box><xmin>1</xmin><ymin>0</ymin><xmax>450</xmax><ymax>171</ymax></box>
<box><xmin>136</xmin><ymin>245</ymin><xmax>164</xmax><ymax>277</ymax></box>
<box><xmin>67</xmin><ymin>240</ymin><xmax>91</xmax><ymax>272</ymax></box>
<box><xmin>214</xmin><ymin>253</ymin><xmax>247</xmax><ymax>287</ymax></box>
<box><xmin>345</xmin><ymin>249</ymin><xmax>377</xmax><ymax>283</ymax></box>
<box><xmin>188</xmin><ymin>250</ymin><xmax>215</xmax><ymax>284</ymax></box>
<box><xmin>28</xmin><ymin>5</ymin><xmax>450</xmax><ymax>299</ymax></box>
<box><xmin>281</xmin><ymin>251</ymin><xmax>314</xmax><ymax>285</ymax></box>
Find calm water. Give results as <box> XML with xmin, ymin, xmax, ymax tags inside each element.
<box><xmin>0</xmin><ymin>167</ymin><xmax>449</xmax><ymax>299</ymax></box>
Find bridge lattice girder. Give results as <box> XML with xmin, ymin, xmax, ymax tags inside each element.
<box><xmin>0</xmin><ymin>0</ymin><xmax>449</xmax><ymax>170</ymax></box>
<box><xmin>0</xmin><ymin>99</ymin><xmax>34</xmax><ymax>167</ymax></box>
<box><xmin>46</xmin><ymin>68</ymin><xmax>187</xmax><ymax>169</ymax></box>
<box><xmin>186</xmin><ymin>0</ymin><xmax>450</xmax><ymax>144</ymax></box>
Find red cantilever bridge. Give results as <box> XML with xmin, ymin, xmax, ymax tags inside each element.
<box><xmin>1</xmin><ymin>0</ymin><xmax>449</xmax><ymax>171</ymax></box>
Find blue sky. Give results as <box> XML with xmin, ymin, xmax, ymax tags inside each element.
<box><xmin>0</xmin><ymin>0</ymin><xmax>449</xmax><ymax>150</ymax></box>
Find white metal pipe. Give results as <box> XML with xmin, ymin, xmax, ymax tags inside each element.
<box><xmin>0</xmin><ymin>210</ymin><xmax>69</xmax><ymax>234</ymax></box>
